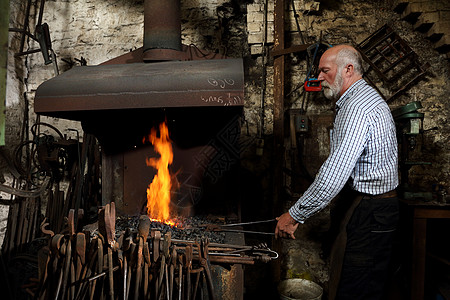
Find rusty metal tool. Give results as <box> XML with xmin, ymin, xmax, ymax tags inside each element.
<box><xmin>50</xmin><ymin>234</ymin><xmax>64</xmax><ymax>300</ymax></box>
<box><xmin>190</xmin><ymin>266</ymin><xmax>204</xmax><ymax>300</ymax></box>
<box><xmin>163</xmin><ymin>233</ymin><xmax>171</xmax><ymax>300</ymax></box>
<box><xmin>185</xmin><ymin>244</ymin><xmax>193</xmax><ymax>300</ymax></box>
<box><xmin>152</xmin><ymin>230</ymin><xmax>161</xmax><ymax>263</ymax></box>
<box><xmin>152</xmin><ymin>230</ymin><xmax>162</xmax><ymax>298</ymax></box>
<box><xmin>169</xmin><ymin>247</ymin><xmax>177</xmax><ymax>300</ymax></box>
<box><xmin>144</xmin><ymin>258</ymin><xmax>149</xmax><ymax>299</ymax></box>
<box><xmin>70</xmin><ymin>253</ymin><xmax>76</xmax><ymax>300</ymax></box>
<box><xmin>67</xmin><ymin>209</ymin><xmax>77</xmax><ymax>300</ymax></box>
<box><xmin>164</xmin><ymin>255</ymin><xmax>170</xmax><ymax>300</ymax></box>
<box><xmin>75</xmin><ymin>236</ymin><xmax>99</xmax><ymax>300</ymax></box>
<box><xmin>106</xmin><ymin>203</ymin><xmax>116</xmax><ymax>300</ymax></box>
<box><xmin>201</xmin><ymin>218</ymin><xmax>276</xmax><ymax>235</ymax></box>
<box><xmin>90</xmin><ymin>234</ymin><xmax>104</xmax><ymax>300</ymax></box>
<box><xmin>138</xmin><ymin>216</ymin><xmax>151</xmax><ymax>257</ymax></box>
<box><xmin>60</xmin><ymin>237</ymin><xmax>72</xmax><ymax>300</ymax></box>
<box><xmin>67</xmin><ymin>209</ymin><xmax>76</xmax><ymax>238</ymax></box>
<box><xmin>193</xmin><ymin>241</ymin><xmax>206</xmax><ymax>300</ymax></box>
<box><xmin>75</xmin><ymin>232</ymin><xmax>86</xmax><ymax>286</ymax></box>
<box><xmin>126</xmin><ymin>240</ymin><xmax>136</xmax><ymax>300</ymax></box>
<box><xmin>177</xmin><ymin>254</ymin><xmax>183</xmax><ymax>300</ymax></box>
<box><xmin>218</xmin><ymin>218</ymin><xmax>277</xmax><ymax>227</ymax></box>
<box><xmin>120</xmin><ymin>229</ymin><xmax>132</xmax><ymax>300</ymax></box>
<box><xmin>142</xmin><ymin>221</ymin><xmax>152</xmax><ymax>299</ymax></box>
<box><xmin>36</xmin><ymin>221</ymin><xmax>56</xmax><ymax>300</ymax></box>
<box><xmin>85</xmin><ymin>265</ymin><xmax>120</xmax><ymax>282</ymax></box>
<box><xmin>209</xmin><ymin>228</ymin><xmax>275</xmax><ymax>235</ymax></box>
<box><xmin>40</xmin><ymin>218</ymin><xmax>55</xmax><ymax>238</ymax></box>
<box><xmin>199</xmin><ymin>239</ymin><xmax>216</xmax><ymax>300</ymax></box>
<box><xmin>157</xmin><ymin>255</ymin><xmax>166</xmax><ymax>300</ymax></box>
<box><xmin>106</xmin><ymin>245</ymin><xmax>114</xmax><ymax>300</ymax></box>
<box><xmin>193</xmin><ymin>242</ymin><xmax>206</xmax><ymax>300</ymax></box>
<box><xmin>143</xmin><ymin>250</ymin><xmax>153</xmax><ymax>299</ymax></box>
<box><xmin>165</xmin><ymin>261</ymin><xmax>170</xmax><ymax>300</ymax></box>
<box><xmin>120</xmin><ymin>247</ymin><xmax>127</xmax><ymax>300</ymax></box>
<box><xmin>98</xmin><ymin>203</ymin><xmax>117</xmax><ymax>300</ymax></box>
<box><xmin>135</xmin><ymin>215</ymin><xmax>150</xmax><ymax>299</ymax></box>
<box><xmin>59</xmin><ymin>210</ymin><xmax>76</xmax><ymax>300</ymax></box>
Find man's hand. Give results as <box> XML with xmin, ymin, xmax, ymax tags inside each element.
<box><xmin>275</xmin><ymin>212</ymin><xmax>299</xmax><ymax>239</ymax></box>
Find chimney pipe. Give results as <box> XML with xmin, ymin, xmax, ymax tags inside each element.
<box><xmin>143</xmin><ymin>0</ymin><xmax>183</xmax><ymax>61</ymax></box>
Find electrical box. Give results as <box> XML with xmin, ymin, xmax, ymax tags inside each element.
<box><xmin>295</xmin><ymin>115</ymin><xmax>309</xmax><ymax>132</ymax></box>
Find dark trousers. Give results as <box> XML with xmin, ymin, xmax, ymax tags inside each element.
<box><xmin>329</xmin><ymin>190</ymin><xmax>399</xmax><ymax>300</ymax></box>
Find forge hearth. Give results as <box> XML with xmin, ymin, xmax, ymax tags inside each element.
<box><xmin>115</xmin><ymin>215</ymin><xmax>228</xmax><ymax>244</ymax></box>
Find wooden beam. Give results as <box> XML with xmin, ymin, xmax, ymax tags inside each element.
<box><xmin>271</xmin><ymin>43</ymin><xmax>313</xmax><ymax>57</ymax></box>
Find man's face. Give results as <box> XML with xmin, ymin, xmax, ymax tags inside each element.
<box><xmin>318</xmin><ymin>52</ymin><xmax>343</xmax><ymax>100</ymax></box>
<box><xmin>322</xmin><ymin>68</ymin><xmax>343</xmax><ymax>100</ymax></box>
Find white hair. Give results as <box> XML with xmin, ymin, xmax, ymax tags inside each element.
<box><xmin>335</xmin><ymin>47</ymin><xmax>364</xmax><ymax>75</ymax></box>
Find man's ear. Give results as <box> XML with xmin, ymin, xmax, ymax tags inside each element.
<box><xmin>345</xmin><ymin>64</ymin><xmax>354</xmax><ymax>77</ymax></box>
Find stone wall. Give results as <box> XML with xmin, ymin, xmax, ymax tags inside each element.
<box><xmin>4</xmin><ymin>0</ymin><xmax>450</xmax><ymax>294</ymax></box>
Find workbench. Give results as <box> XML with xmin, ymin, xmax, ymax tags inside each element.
<box><xmin>399</xmin><ymin>199</ymin><xmax>450</xmax><ymax>300</ymax></box>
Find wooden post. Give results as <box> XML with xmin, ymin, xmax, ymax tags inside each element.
<box><xmin>273</xmin><ymin>0</ymin><xmax>285</xmax><ymax>215</ymax></box>
<box><xmin>272</xmin><ymin>0</ymin><xmax>286</xmax><ymax>284</ymax></box>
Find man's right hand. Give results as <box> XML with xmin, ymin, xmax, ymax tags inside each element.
<box><xmin>275</xmin><ymin>212</ymin><xmax>299</xmax><ymax>239</ymax></box>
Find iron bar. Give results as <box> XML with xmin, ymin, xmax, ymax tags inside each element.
<box><xmin>219</xmin><ymin>218</ymin><xmax>277</xmax><ymax>227</ymax></box>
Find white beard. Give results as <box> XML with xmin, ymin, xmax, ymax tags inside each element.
<box><xmin>322</xmin><ymin>71</ymin><xmax>343</xmax><ymax>100</ymax></box>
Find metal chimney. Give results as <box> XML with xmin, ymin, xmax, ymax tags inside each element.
<box><xmin>143</xmin><ymin>0</ymin><xmax>183</xmax><ymax>61</ymax></box>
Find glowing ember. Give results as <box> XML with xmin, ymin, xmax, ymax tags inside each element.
<box><xmin>149</xmin><ymin>218</ymin><xmax>178</xmax><ymax>227</ymax></box>
<box><xmin>144</xmin><ymin>121</ymin><xmax>176</xmax><ymax>224</ymax></box>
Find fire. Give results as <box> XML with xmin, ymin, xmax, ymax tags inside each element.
<box><xmin>144</xmin><ymin>121</ymin><xmax>176</xmax><ymax>224</ymax></box>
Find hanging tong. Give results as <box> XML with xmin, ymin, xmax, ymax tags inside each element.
<box><xmin>201</xmin><ymin>218</ymin><xmax>277</xmax><ymax>235</ymax></box>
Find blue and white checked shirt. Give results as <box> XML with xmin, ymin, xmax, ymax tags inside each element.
<box><xmin>289</xmin><ymin>79</ymin><xmax>399</xmax><ymax>223</ymax></box>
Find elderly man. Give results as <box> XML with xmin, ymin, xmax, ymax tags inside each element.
<box><xmin>275</xmin><ymin>45</ymin><xmax>399</xmax><ymax>300</ymax></box>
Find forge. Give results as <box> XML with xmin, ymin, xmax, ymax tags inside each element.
<box><xmin>32</xmin><ymin>1</ymin><xmax>276</xmax><ymax>299</ymax></box>
<box><xmin>34</xmin><ymin>0</ymin><xmax>245</xmax><ymax>217</ymax></box>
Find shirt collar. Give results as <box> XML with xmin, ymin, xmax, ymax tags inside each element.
<box><xmin>335</xmin><ymin>79</ymin><xmax>365</xmax><ymax>110</ymax></box>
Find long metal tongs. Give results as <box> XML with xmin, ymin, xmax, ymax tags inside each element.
<box><xmin>201</xmin><ymin>218</ymin><xmax>277</xmax><ymax>235</ymax></box>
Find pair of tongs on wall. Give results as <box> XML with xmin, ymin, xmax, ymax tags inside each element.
<box><xmin>201</xmin><ymin>218</ymin><xmax>277</xmax><ymax>235</ymax></box>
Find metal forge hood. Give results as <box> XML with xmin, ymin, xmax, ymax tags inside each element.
<box><xmin>34</xmin><ymin>58</ymin><xmax>244</xmax><ymax>121</ymax></box>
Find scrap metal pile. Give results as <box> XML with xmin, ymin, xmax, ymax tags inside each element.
<box><xmin>35</xmin><ymin>203</ymin><xmax>278</xmax><ymax>300</ymax></box>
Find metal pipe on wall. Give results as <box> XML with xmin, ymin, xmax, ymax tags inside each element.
<box><xmin>0</xmin><ymin>0</ymin><xmax>9</xmax><ymax>146</ymax></box>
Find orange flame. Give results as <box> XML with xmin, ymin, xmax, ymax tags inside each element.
<box><xmin>144</xmin><ymin>121</ymin><xmax>174</xmax><ymax>222</ymax></box>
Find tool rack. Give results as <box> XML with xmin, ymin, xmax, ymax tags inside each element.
<box><xmin>34</xmin><ymin>203</ymin><xmax>278</xmax><ymax>300</ymax></box>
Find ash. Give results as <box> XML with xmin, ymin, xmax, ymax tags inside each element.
<box><xmin>116</xmin><ymin>215</ymin><xmax>226</xmax><ymax>244</ymax></box>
